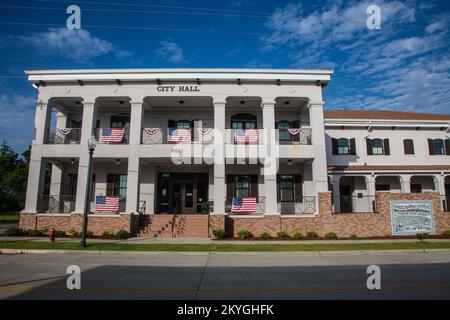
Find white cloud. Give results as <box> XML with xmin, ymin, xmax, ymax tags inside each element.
<box><xmin>262</xmin><ymin>1</ymin><xmax>450</xmax><ymax>114</ymax></box>
<box><xmin>0</xmin><ymin>92</ymin><xmax>35</xmax><ymax>151</ymax></box>
<box><xmin>18</xmin><ymin>28</ymin><xmax>130</xmax><ymax>63</ymax></box>
<box><xmin>157</xmin><ymin>40</ymin><xmax>188</xmax><ymax>64</ymax></box>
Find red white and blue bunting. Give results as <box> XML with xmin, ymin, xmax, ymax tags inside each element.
<box><xmin>287</xmin><ymin>128</ymin><xmax>301</xmax><ymax>136</ymax></box>
<box><xmin>198</xmin><ymin>128</ymin><xmax>212</xmax><ymax>135</ymax></box>
<box><xmin>144</xmin><ymin>128</ymin><xmax>161</xmax><ymax>135</ymax></box>
<box><xmin>57</xmin><ymin>128</ymin><xmax>72</xmax><ymax>135</ymax></box>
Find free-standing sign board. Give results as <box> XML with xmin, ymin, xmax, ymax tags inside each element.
<box><xmin>390</xmin><ymin>200</ymin><xmax>435</xmax><ymax>236</ymax></box>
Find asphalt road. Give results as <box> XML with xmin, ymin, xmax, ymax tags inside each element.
<box><xmin>1</xmin><ymin>250</ymin><xmax>450</xmax><ymax>299</ymax></box>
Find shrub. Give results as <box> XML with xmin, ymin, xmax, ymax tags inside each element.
<box><xmin>67</xmin><ymin>228</ymin><xmax>79</xmax><ymax>237</ymax></box>
<box><xmin>442</xmin><ymin>229</ymin><xmax>450</xmax><ymax>238</ymax></box>
<box><xmin>416</xmin><ymin>232</ymin><xmax>429</xmax><ymax>242</ymax></box>
<box><xmin>350</xmin><ymin>234</ymin><xmax>358</xmax><ymax>240</ymax></box>
<box><xmin>5</xmin><ymin>228</ymin><xmax>26</xmax><ymax>236</ymax></box>
<box><xmin>102</xmin><ymin>230</ymin><xmax>114</xmax><ymax>239</ymax></box>
<box><xmin>237</xmin><ymin>230</ymin><xmax>252</xmax><ymax>240</ymax></box>
<box><xmin>325</xmin><ymin>232</ymin><xmax>338</xmax><ymax>240</ymax></box>
<box><xmin>80</xmin><ymin>231</ymin><xmax>94</xmax><ymax>239</ymax></box>
<box><xmin>259</xmin><ymin>232</ymin><xmax>271</xmax><ymax>240</ymax></box>
<box><xmin>306</xmin><ymin>231</ymin><xmax>319</xmax><ymax>238</ymax></box>
<box><xmin>212</xmin><ymin>229</ymin><xmax>225</xmax><ymax>240</ymax></box>
<box><xmin>277</xmin><ymin>231</ymin><xmax>289</xmax><ymax>239</ymax></box>
<box><xmin>115</xmin><ymin>230</ymin><xmax>130</xmax><ymax>239</ymax></box>
<box><xmin>292</xmin><ymin>230</ymin><xmax>304</xmax><ymax>240</ymax></box>
<box><xmin>55</xmin><ymin>230</ymin><xmax>66</xmax><ymax>237</ymax></box>
<box><xmin>27</xmin><ymin>229</ymin><xmax>42</xmax><ymax>237</ymax></box>
<box><xmin>41</xmin><ymin>225</ymin><xmax>50</xmax><ymax>233</ymax></box>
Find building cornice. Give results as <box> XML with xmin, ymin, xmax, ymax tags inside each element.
<box><xmin>324</xmin><ymin>118</ymin><xmax>450</xmax><ymax>128</ymax></box>
<box><xmin>25</xmin><ymin>68</ymin><xmax>333</xmax><ymax>85</ymax></box>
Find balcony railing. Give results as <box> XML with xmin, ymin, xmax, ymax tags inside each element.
<box><xmin>46</xmin><ymin>128</ymin><xmax>81</xmax><ymax>144</ymax></box>
<box><xmin>225</xmin><ymin>196</ymin><xmax>265</xmax><ymax>215</ymax></box>
<box><xmin>224</xmin><ymin>128</ymin><xmax>312</xmax><ymax>145</ymax></box>
<box><xmin>278</xmin><ymin>196</ymin><xmax>316</xmax><ymax>214</ymax></box>
<box><xmin>142</xmin><ymin>128</ymin><xmax>214</xmax><ymax>144</ymax></box>
<box><xmin>277</xmin><ymin>128</ymin><xmax>312</xmax><ymax>145</ymax></box>
<box><xmin>37</xmin><ymin>195</ymin><xmax>76</xmax><ymax>213</ymax></box>
<box><xmin>333</xmin><ymin>195</ymin><xmax>377</xmax><ymax>213</ymax></box>
<box><xmin>95</xmin><ymin>128</ymin><xmax>129</xmax><ymax>144</ymax></box>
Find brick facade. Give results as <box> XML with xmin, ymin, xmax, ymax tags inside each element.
<box><xmin>19</xmin><ymin>212</ymin><xmax>135</xmax><ymax>236</ymax></box>
<box><xmin>19</xmin><ymin>192</ymin><xmax>450</xmax><ymax>238</ymax></box>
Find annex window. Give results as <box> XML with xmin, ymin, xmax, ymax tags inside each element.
<box><xmin>403</xmin><ymin>139</ymin><xmax>415</xmax><ymax>155</ymax></box>
<box><xmin>366</xmin><ymin>138</ymin><xmax>390</xmax><ymax>156</ymax></box>
<box><xmin>234</xmin><ymin>175</ymin><xmax>250</xmax><ymax>199</ymax></box>
<box><xmin>428</xmin><ymin>138</ymin><xmax>447</xmax><ymax>155</ymax></box>
<box><xmin>332</xmin><ymin>138</ymin><xmax>356</xmax><ymax>155</ymax></box>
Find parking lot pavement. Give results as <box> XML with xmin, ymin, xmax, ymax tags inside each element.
<box><xmin>1</xmin><ymin>250</ymin><xmax>450</xmax><ymax>299</ymax></box>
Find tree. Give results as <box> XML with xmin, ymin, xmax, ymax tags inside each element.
<box><xmin>0</xmin><ymin>141</ymin><xmax>30</xmax><ymax>212</ymax></box>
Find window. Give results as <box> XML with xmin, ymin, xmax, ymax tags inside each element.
<box><xmin>332</xmin><ymin>138</ymin><xmax>356</xmax><ymax>155</ymax></box>
<box><xmin>107</xmin><ymin>174</ymin><xmax>127</xmax><ymax>200</ymax></box>
<box><xmin>176</xmin><ymin>120</ymin><xmax>191</xmax><ymax>129</ymax></box>
<box><xmin>403</xmin><ymin>139</ymin><xmax>415</xmax><ymax>155</ymax></box>
<box><xmin>279</xmin><ymin>175</ymin><xmax>294</xmax><ymax>201</ymax></box>
<box><xmin>372</xmin><ymin>138</ymin><xmax>384</xmax><ymax>155</ymax></box>
<box><xmin>234</xmin><ymin>175</ymin><xmax>250</xmax><ymax>199</ymax></box>
<box><xmin>231</xmin><ymin>113</ymin><xmax>257</xmax><ymax>129</ymax></box>
<box><xmin>433</xmin><ymin>139</ymin><xmax>445</xmax><ymax>155</ymax></box>
<box><xmin>367</xmin><ymin>138</ymin><xmax>390</xmax><ymax>156</ymax></box>
<box><xmin>276</xmin><ymin>121</ymin><xmax>291</xmax><ymax>141</ymax></box>
<box><xmin>411</xmin><ymin>184</ymin><xmax>422</xmax><ymax>193</ymax></box>
<box><xmin>337</xmin><ymin>138</ymin><xmax>350</xmax><ymax>155</ymax></box>
<box><xmin>375</xmin><ymin>184</ymin><xmax>390</xmax><ymax>191</ymax></box>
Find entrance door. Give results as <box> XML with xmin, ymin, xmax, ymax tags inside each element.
<box><xmin>168</xmin><ymin>180</ymin><xmax>197</xmax><ymax>214</ymax></box>
<box><xmin>340</xmin><ymin>185</ymin><xmax>353</xmax><ymax>213</ymax></box>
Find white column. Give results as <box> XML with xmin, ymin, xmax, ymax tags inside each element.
<box><xmin>262</xmin><ymin>101</ymin><xmax>278</xmax><ymax>214</ymax></box>
<box><xmin>331</xmin><ymin>175</ymin><xmax>341</xmax><ymax>213</ymax></box>
<box><xmin>366</xmin><ymin>174</ymin><xmax>376</xmax><ymax>196</ymax></box>
<box><xmin>33</xmin><ymin>99</ymin><xmax>51</xmax><ymax>145</ymax></box>
<box><xmin>140</xmin><ymin>163</ymin><xmax>155</xmax><ymax>214</ymax></box>
<box><xmin>309</xmin><ymin>102</ymin><xmax>329</xmax><ymax>193</ymax></box>
<box><xmin>436</xmin><ymin>174</ymin><xmax>446</xmax><ymax>196</ymax></box>
<box><xmin>75</xmin><ymin>101</ymin><xmax>97</xmax><ymax>213</ymax></box>
<box><xmin>23</xmin><ymin>156</ymin><xmax>46</xmax><ymax>213</ymax></box>
<box><xmin>126</xmin><ymin>99</ymin><xmax>144</xmax><ymax>213</ymax></box>
<box><xmin>401</xmin><ymin>175</ymin><xmax>411</xmax><ymax>193</ymax></box>
<box><xmin>49</xmin><ymin>163</ymin><xmax>64</xmax><ymax>198</ymax></box>
<box><xmin>213</xmin><ymin>101</ymin><xmax>226</xmax><ymax>214</ymax></box>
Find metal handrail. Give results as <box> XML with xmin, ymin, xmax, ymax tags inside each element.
<box><xmin>333</xmin><ymin>195</ymin><xmax>377</xmax><ymax>213</ymax></box>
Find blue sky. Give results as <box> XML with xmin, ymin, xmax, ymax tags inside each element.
<box><xmin>0</xmin><ymin>0</ymin><xmax>449</xmax><ymax>152</ymax></box>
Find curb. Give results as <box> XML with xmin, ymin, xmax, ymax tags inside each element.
<box><xmin>2</xmin><ymin>248</ymin><xmax>450</xmax><ymax>256</ymax></box>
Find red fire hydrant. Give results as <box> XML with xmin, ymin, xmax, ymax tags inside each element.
<box><xmin>50</xmin><ymin>228</ymin><xmax>56</xmax><ymax>242</ymax></box>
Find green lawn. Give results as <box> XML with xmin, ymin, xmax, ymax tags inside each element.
<box><xmin>1</xmin><ymin>240</ymin><xmax>450</xmax><ymax>252</ymax></box>
<box><xmin>0</xmin><ymin>214</ymin><xmax>19</xmax><ymax>224</ymax></box>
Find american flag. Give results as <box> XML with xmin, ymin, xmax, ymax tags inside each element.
<box><xmin>234</xmin><ymin>129</ymin><xmax>259</xmax><ymax>143</ymax></box>
<box><xmin>100</xmin><ymin>128</ymin><xmax>125</xmax><ymax>143</ymax></box>
<box><xmin>231</xmin><ymin>197</ymin><xmax>257</xmax><ymax>213</ymax></box>
<box><xmin>95</xmin><ymin>196</ymin><xmax>119</xmax><ymax>212</ymax></box>
<box><xmin>168</xmin><ymin>128</ymin><xmax>191</xmax><ymax>143</ymax></box>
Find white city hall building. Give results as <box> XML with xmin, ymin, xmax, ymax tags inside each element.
<box><xmin>20</xmin><ymin>68</ymin><xmax>450</xmax><ymax>238</ymax></box>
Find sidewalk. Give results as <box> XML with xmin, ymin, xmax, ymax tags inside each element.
<box><xmin>2</xmin><ymin>236</ymin><xmax>450</xmax><ymax>245</ymax></box>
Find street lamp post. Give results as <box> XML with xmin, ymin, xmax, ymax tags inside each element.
<box><xmin>80</xmin><ymin>135</ymin><xmax>97</xmax><ymax>248</ymax></box>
